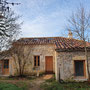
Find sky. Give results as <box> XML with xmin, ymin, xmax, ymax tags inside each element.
<box><xmin>8</xmin><ymin>0</ymin><xmax>90</xmax><ymax>38</ymax></box>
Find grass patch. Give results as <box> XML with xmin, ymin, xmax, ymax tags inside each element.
<box><xmin>0</xmin><ymin>82</ymin><xmax>23</xmax><ymax>90</ymax></box>
<box><xmin>45</xmin><ymin>78</ymin><xmax>55</xmax><ymax>83</ymax></box>
<box><xmin>0</xmin><ymin>76</ymin><xmax>37</xmax><ymax>90</ymax></box>
<box><xmin>41</xmin><ymin>78</ymin><xmax>90</xmax><ymax>90</ymax></box>
<box><xmin>14</xmin><ymin>81</ymin><xmax>28</xmax><ymax>90</ymax></box>
<box><xmin>0</xmin><ymin>80</ymin><xmax>30</xmax><ymax>90</ymax></box>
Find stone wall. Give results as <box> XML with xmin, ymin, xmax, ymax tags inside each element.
<box><xmin>12</xmin><ymin>44</ymin><xmax>56</xmax><ymax>75</ymax></box>
<box><xmin>56</xmin><ymin>51</ymin><xmax>90</xmax><ymax>81</ymax></box>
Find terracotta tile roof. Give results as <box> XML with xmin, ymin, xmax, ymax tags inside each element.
<box><xmin>15</xmin><ymin>37</ymin><xmax>90</xmax><ymax>51</ymax></box>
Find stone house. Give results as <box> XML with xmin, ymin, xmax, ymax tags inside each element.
<box><xmin>0</xmin><ymin>35</ymin><xmax>90</xmax><ymax>81</ymax></box>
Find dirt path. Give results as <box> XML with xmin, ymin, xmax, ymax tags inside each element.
<box><xmin>29</xmin><ymin>74</ymin><xmax>53</xmax><ymax>90</ymax></box>
<box><xmin>29</xmin><ymin>77</ymin><xmax>45</xmax><ymax>90</ymax></box>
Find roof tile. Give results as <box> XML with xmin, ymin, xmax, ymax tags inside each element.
<box><xmin>15</xmin><ymin>37</ymin><xmax>90</xmax><ymax>50</ymax></box>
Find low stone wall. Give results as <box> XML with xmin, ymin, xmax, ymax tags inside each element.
<box><xmin>56</xmin><ymin>51</ymin><xmax>90</xmax><ymax>81</ymax></box>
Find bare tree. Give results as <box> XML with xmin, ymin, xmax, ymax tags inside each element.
<box><xmin>67</xmin><ymin>5</ymin><xmax>90</xmax><ymax>80</ymax></box>
<box><xmin>10</xmin><ymin>45</ymin><xmax>31</xmax><ymax>77</ymax></box>
<box><xmin>67</xmin><ymin>5</ymin><xmax>90</xmax><ymax>40</ymax></box>
<box><xmin>0</xmin><ymin>0</ymin><xmax>21</xmax><ymax>51</ymax></box>
<box><xmin>0</xmin><ymin>10</ymin><xmax>21</xmax><ymax>51</ymax></box>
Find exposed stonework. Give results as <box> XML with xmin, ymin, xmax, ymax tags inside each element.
<box><xmin>56</xmin><ymin>51</ymin><xmax>90</xmax><ymax>81</ymax></box>
<box><xmin>11</xmin><ymin>44</ymin><xmax>56</xmax><ymax>75</ymax></box>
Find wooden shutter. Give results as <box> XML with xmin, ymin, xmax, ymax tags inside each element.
<box><xmin>34</xmin><ymin>56</ymin><xmax>40</xmax><ymax>67</ymax></box>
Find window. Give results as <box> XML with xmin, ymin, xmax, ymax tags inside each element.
<box><xmin>34</xmin><ymin>56</ymin><xmax>40</xmax><ymax>67</ymax></box>
<box><xmin>74</xmin><ymin>60</ymin><xmax>85</xmax><ymax>76</ymax></box>
<box><xmin>4</xmin><ymin>59</ymin><xmax>9</xmax><ymax>69</ymax></box>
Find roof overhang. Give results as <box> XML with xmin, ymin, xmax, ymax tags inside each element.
<box><xmin>55</xmin><ymin>47</ymin><xmax>90</xmax><ymax>52</ymax></box>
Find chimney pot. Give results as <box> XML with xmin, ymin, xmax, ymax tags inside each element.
<box><xmin>68</xmin><ymin>30</ymin><xmax>73</xmax><ymax>38</ymax></box>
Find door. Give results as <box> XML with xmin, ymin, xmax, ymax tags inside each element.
<box><xmin>45</xmin><ymin>56</ymin><xmax>53</xmax><ymax>73</ymax></box>
<box><xmin>2</xmin><ymin>59</ymin><xmax>9</xmax><ymax>75</ymax></box>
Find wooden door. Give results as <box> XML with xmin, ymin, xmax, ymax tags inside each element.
<box><xmin>2</xmin><ymin>60</ymin><xmax>9</xmax><ymax>75</ymax></box>
<box><xmin>45</xmin><ymin>56</ymin><xmax>53</xmax><ymax>73</ymax></box>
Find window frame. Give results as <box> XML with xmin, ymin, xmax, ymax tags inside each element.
<box><xmin>74</xmin><ymin>60</ymin><xmax>86</xmax><ymax>77</ymax></box>
<box><xmin>34</xmin><ymin>56</ymin><xmax>40</xmax><ymax>67</ymax></box>
<box><xmin>3</xmin><ymin>59</ymin><xmax>9</xmax><ymax>69</ymax></box>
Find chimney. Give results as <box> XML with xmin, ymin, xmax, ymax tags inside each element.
<box><xmin>68</xmin><ymin>30</ymin><xmax>73</xmax><ymax>38</ymax></box>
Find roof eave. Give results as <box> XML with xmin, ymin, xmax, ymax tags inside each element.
<box><xmin>55</xmin><ymin>47</ymin><xmax>90</xmax><ymax>52</ymax></box>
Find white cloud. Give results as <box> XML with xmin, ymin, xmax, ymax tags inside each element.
<box><xmin>9</xmin><ymin>0</ymin><xmax>89</xmax><ymax>38</ymax></box>
<box><xmin>21</xmin><ymin>9</ymin><xmax>71</xmax><ymax>37</ymax></box>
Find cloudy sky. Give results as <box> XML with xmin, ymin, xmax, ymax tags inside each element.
<box><xmin>9</xmin><ymin>0</ymin><xmax>90</xmax><ymax>38</ymax></box>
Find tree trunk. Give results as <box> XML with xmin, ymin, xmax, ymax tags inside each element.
<box><xmin>19</xmin><ymin>66</ymin><xmax>22</xmax><ymax>76</ymax></box>
<box><xmin>84</xmin><ymin>42</ymin><xmax>90</xmax><ymax>80</ymax></box>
